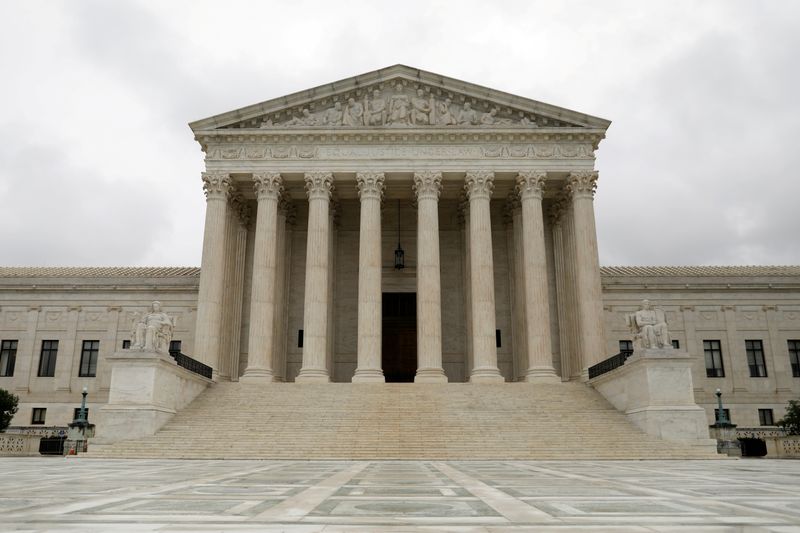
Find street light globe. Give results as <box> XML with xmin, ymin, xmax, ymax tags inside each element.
<box><xmin>715</xmin><ymin>388</ymin><xmax>721</xmax><ymax>394</ymax></box>
<box><xmin>82</xmin><ymin>386</ymin><xmax>88</xmax><ymax>394</ymax></box>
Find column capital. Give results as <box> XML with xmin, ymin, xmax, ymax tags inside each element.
<box><xmin>413</xmin><ymin>171</ymin><xmax>442</xmax><ymax>201</ymax></box>
<box><xmin>464</xmin><ymin>170</ymin><xmax>494</xmax><ymax>200</ymax></box>
<box><xmin>503</xmin><ymin>192</ymin><xmax>520</xmax><ymax>226</ymax></box>
<box><xmin>230</xmin><ymin>191</ymin><xmax>252</xmax><ymax>228</ymax></box>
<box><xmin>305</xmin><ymin>172</ymin><xmax>334</xmax><ymax>200</ymax></box>
<box><xmin>201</xmin><ymin>172</ymin><xmax>232</xmax><ymax>200</ymax></box>
<box><xmin>547</xmin><ymin>196</ymin><xmax>567</xmax><ymax>226</ymax></box>
<box><xmin>356</xmin><ymin>171</ymin><xmax>385</xmax><ymax>201</ymax></box>
<box><xmin>253</xmin><ymin>172</ymin><xmax>283</xmax><ymax>201</ymax></box>
<box><xmin>566</xmin><ymin>170</ymin><xmax>598</xmax><ymax>199</ymax></box>
<box><xmin>516</xmin><ymin>170</ymin><xmax>547</xmax><ymax>200</ymax></box>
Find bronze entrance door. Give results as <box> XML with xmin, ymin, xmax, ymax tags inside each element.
<box><xmin>382</xmin><ymin>292</ymin><xmax>417</xmax><ymax>382</ymax></box>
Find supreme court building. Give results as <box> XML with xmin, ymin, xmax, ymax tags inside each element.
<box><xmin>2</xmin><ymin>66</ymin><xmax>799</xmax><ymax>458</ymax></box>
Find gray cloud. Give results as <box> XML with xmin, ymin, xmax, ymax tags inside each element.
<box><xmin>1</xmin><ymin>0</ymin><xmax>798</xmax><ymax>266</ymax></box>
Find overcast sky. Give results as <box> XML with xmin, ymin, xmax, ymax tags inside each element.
<box><xmin>1</xmin><ymin>0</ymin><xmax>798</xmax><ymax>267</ymax></box>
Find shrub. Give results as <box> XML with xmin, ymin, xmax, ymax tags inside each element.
<box><xmin>0</xmin><ymin>388</ymin><xmax>19</xmax><ymax>432</ymax></box>
<box><xmin>777</xmin><ymin>399</ymin><xmax>800</xmax><ymax>436</ymax></box>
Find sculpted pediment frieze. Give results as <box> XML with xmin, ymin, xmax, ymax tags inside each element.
<box><xmin>191</xmin><ymin>66</ymin><xmax>610</xmax><ymax>133</ymax></box>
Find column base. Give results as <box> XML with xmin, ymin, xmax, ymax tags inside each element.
<box><xmin>295</xmin><ymin>368</ymin><xmax>330</xmax><ymax>383</ymax></box>
<box><xmin>415</xmin><ymin>367</ymin><xmax>448</xmax><ymax>383</ymax></box>
<box><xmin>524</xmin><ymin>367</ymin><xmax>560</xmax><ymax>383</ymax></box>
<box><xmin>352</xmin><ymin>368</ymin><xmax>385</xmax><ymax>383</ymax></box>
<box><xmin>469</xmin><ymin>366</ymin><xmax>505</xmax><ymax>383</ymax></box>
<box><xmin>239</xmin><ymin>368</ymin><xmax>277</xmax><ymax>384</ymax></box>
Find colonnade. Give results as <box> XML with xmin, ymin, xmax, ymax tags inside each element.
<box><xmin>193</xmin><ymin>169</ymin><xmax>606</xmax><ymax>383</ymax></box>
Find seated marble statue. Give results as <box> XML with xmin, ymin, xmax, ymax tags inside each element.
<box><xmin>130</xmin><ymin>301</ymin><xmax>175</xmax><ymax>354</ymax></box>
<box><xmin>626</xmin><ymin>299</ymin><xmax>671</xmax><ymax>350</ymax></box>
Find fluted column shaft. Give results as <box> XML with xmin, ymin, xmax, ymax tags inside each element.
<box><xmin>271</xmin><ymin>200</ymin><xmax>288</xmax><ymax>381</ymax></box>
<box><xmin>296</xmin><ymin>172</ymin><xmax>334</xmax><ymax>382</ymax></box>
<box><xmin>510</xmin><ymin>195</ymin><xmax>527</xmax><ymax>381</ymax></box>
<box><xmin>517</xmin><ymin>171</ymin><xmax>558</xmax><ymax>382</ymax></box>
<box><xmin>465</xmin><ymin>171</ymin><xmax>504</xmax><ymax>383</ymax></box>
<box><xmin>241</xmin><ymin>172</ymin><xmax>283</xmax><ymax>383</ymax></box>
<box><xmin>195</xmin><ymin>172</ymin><xmax>232</xmax><ymax>371</ymax></box>
<box><xmin>567</xmin><ymin>171</ymin><xmax>605</xmax><ymax>374</ymax></box>
<box><xmin>414</xmin><ymin>172</ymin><xmax>448</xmax><ymax>383</ymax></box>
<box><xmin>550</xmin><ymin>199</ymin><xmax>572</xmax><ymax>381</ymax></box>
<box><xmin>353</xmin><ymin>172</ymin><xmax>385</xmax><ymax>382</ymax></box>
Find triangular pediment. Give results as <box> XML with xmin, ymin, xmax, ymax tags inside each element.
<box><xmin>189</xmin><ymin>65</ymin><xmax>610</xmax><ymax>132</ymax></box>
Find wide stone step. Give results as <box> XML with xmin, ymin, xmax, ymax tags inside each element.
<box><xmin>90</xmin><ymin>382</ymin><xmax>718</xmax><ymax>460</ymax></box>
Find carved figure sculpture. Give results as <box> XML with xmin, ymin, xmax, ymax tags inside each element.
<box><xmin>365</xmin><ymin>89</ymin><xmax>386</xmax><ymax>126</ymax></box>
<box><xmin>287</xmin><ymin>108</ymin><xmax>319</xmax><ymax>126</ymax></box>
<box><xmin>436</xmin><ymin>98</ymin><xmax>456</xmax><ymax>125</ymax></box>
<box><xmin>130</xmin><ymin>301</ymin><xmax>175</xmax><ymax>354</ymax></box>
<box><xmin>480</xmin><ymin>107</ymin><xmax>498</xmax><ymax>126</ymax></box>
<box><xmin>457</xmin><ymin>102</ymin><xmax>477</xmax><ymax>125</ymax></box>
<box><xmin>324</xmin><ymin>102</ymin><xmax>343</xmax><ymax>126</ymax></box>
<box><xmin>387</xmin><ymin>83</ymin><xmax>410</xmax><ymax>125</ymax></box>
<box><xmin>626</xmin><ymin>299</ymin><xmax>671</xmax><ymax>350</ymax></box>
<box><xmin>343</xmin><ymin>97</ymin><xmax>364</xmax><ymax>126</ymax></box>
<box><xmin>410</xmin><ymin>88</ymin><xmax>432</xmax><ymax>125</ymax></box>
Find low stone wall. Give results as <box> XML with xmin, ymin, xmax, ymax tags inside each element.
<box><xmin>92</xmin><ymin>350</ymin><xmax>212</xmax><ymax>445</ymax></box>
<box><xmin>765</xmin><ymin>436</ymin><xmax>800</xmax><ymax>458</ymax></box>
<box><xmin>589</xmin><ymin>348</ymin><xmax>718</xmax><ymax>453</ymax></box>
<box><xmin>0</xmin><ymin>433</ymin><xmax>40</xmax><ymax>456</ymax></box>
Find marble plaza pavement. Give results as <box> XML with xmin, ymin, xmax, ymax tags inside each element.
<box><xmin>1</xmin><ymin>458</ymin><xmax>799</xmax><ymax>532</ymax></box>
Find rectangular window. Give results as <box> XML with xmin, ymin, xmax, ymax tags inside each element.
<box><xmin>0</xmin><ymin>340</ymin><xmax>18</xmax><ymax>377</ymax></box>
<box><xmin>122</xmin><ymin>339</ymin><xmax>131</xmax><ymax>350</ymax></box>
<box><xmin>495</xmin><ymin>330</ymin><xmax>502</xmax><ymax>348</ymax></box>
<box><xmin>298</xmin><ymin>330</ymin><xmax>304</xmax><ymax>348</ymax></box>
<box><xmin>31</xmin><ymin>407</ymin><xmax>46</xmax><ymax>425</ymax></box>
<box><xmin>704</xmin><ymin>340</ymin><xmax>725</xmax><ymax>378</ymax></box>
<box><xmin>38</xmin><ymin>340</ymin><xmax>58</xmax><ymax>377</ymax></box>
<box><xmin>73</xmin><ymin>407</ymin><xmax>89</xmax><ymax>421</ymax></box>
<box><xmin>619</xmin><ymin>340</ymin><xmax>633</xmax><ymax>353</ymax></box>
<box><xmin>169</xmin><ymin>340</ymin><xmax>182</xmax><ymax>355</ymax></box>
<box><xmin>714</xmin><ymin>408</ymin><xmax>731</xmax><ymax>423</ymax></box>
<box><xmin>758</xmin><ymin>408</ymin><xmax>774</xmax><ymax>426</ymax></box>
<box><xmin>789</xmin><ymin>340</ymin><xmax>800</xmax><ymax>378</ymax></box>
<box><xmin>78</xmin><ymin>340</ymin><xmax>99</xmax><ymax>377</ymax></box>
<box><xmin>745</xmin><ymin>340</ymin><xmax>767</xmax><ymax>377</ymax></box>
<box><xmin>671</xmin><ymin>339</ymin><xmax>680</xmax><ymax>349</ymax></box>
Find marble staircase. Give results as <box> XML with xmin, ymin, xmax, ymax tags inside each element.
<box><xmin>89</xmin><ymin>382</ymin><xmax>719</xmax><ymax>459</ymax></box>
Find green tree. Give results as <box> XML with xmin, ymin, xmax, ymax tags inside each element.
<box><xmin>0</xmin><ymin>388</ymin><xmax>19</xmax><ymax>432</ymax></box>
<box><xmin>777</xmin><ymin>399</ymin><xmax>800</xmax><ymax>436</ymax></box>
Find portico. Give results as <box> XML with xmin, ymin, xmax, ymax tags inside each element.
<box><xmin>188</xmin><ymin>65</ymin><xmax>610</xmax><ymax>384</ymax></box>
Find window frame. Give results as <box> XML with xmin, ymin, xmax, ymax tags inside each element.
<box><xmin>704</xmin><ymin>340</ymin><xmax>725</xmax><ymax>378</ymax></box>
<box><xmin>671</xmin><ymin>339</ymin><xmax>680</xmax><ymax>350</ymax></box>
<box><xmin>619</xmin><ymin>340</ymin><xmax>633</xmax><ymax>353</ymax></box>
<box><xmin>78</xmin><ymin>340</ymin><xmax>99</xmax><ymax>378</ymax></box>
<box><xmin>758</xmin><ymin>408</ymin><xmax>775</xmax><ymax>426</ymax></box>
<box><xmin>789</xmin><ymin>340</ymin><xmax>800</xmax><ymax>378</ymax></box>
<box><xmin>31</xmin><ymin>407</ymin><xmax>46</xmax><ymax>425</ymax></box>
<box><xmin>0</xmin><ymin>339</ymin><xmax>18</xmax><ymax>377</ymax></box>
<box><xmin>714</xmin><ymin>408</ymin><xmax>731</xmax><ymax>423</ymax></box>
<box><xmin>169</xmin><ymin>340</ymin><xmax>182</xmax><ymax>355</ymax></box>
<box><xmin>745</xmin><ymin>339</ymin><xmax>768</xmax><ymax>377</ymax></box>
<box><xmin>37</xmin><ymin>340</ymin><xmax>59</xmax><ymax>377</ymax></box>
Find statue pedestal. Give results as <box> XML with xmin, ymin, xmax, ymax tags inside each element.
<box><xmin>92</xmin><ymin>350</ymin><xmax>211</xmax><ymax>446</ymax></box>
<box><xmin>590</xmin><ymin>348</ymin><xmax>718</xmax><ymax>453</ymax></box>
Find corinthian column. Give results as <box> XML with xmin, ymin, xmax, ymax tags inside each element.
<box><xmin>465</xmin><ymin>170</ymin><xmax>503</xmax><ymax>383</ymax></box>
<box><xmin>195</xmin><ymin>172</ymin><xmax>232</xmax><ymax>372</ymax></box>
<box><xmin>567</xmin><ymin>170</ymin><xmax>605</xmax><ymax>374</ymax></box>
<box><xmin>353</xmin><ymin>171</ymin><xmax>385</xmax><ymax>383</ymax></box>
<box><xmin>241</xmin><ymin>172</ymin><xmax>283</xmax><ymax>383</ymax></box>
<box><xmin>517</xmin><ymin>171</ymin><xmax>558</xmax><ymax>382</ymax></box>
<box><xmin>414</xmin><ymin>171</ymin><xmax>447</xmax><ymax>383</ymax></box>
<box><xmin>296</xmin><ymin>172</ymin><xmax>334</xmax><ymax>383</ymax></box>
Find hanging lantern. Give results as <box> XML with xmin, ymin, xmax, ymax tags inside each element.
<box><xmin>394</xmin><ymin>200</ymin><xmax>405</xmax><ymax>269</ymax></box>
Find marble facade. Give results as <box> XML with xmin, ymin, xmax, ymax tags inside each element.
<box><xmin>0</xmin><ymin>66</ymin><xmax>799</xmax><ymax>441</ymax></box>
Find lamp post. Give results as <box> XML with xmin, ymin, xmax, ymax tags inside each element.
<box><xmin>715</xmin><ymin>388</ymin><xmax>729</xmax><ymax>425</ymax></box>
<box><xmin>78</xmin><ymin>386</ymin><xmax>88</xmax><ymax>423</ymax></box>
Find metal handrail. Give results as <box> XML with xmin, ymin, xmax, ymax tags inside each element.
<box><xmin>169</xmin><ymin>351</ymin><xmax>213</xmax><ymax>379</ymax></box>
<box><xmin>588</xmin><ymin>350</ymin><xmax>633</xmax><ymax>379</ymax></box>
